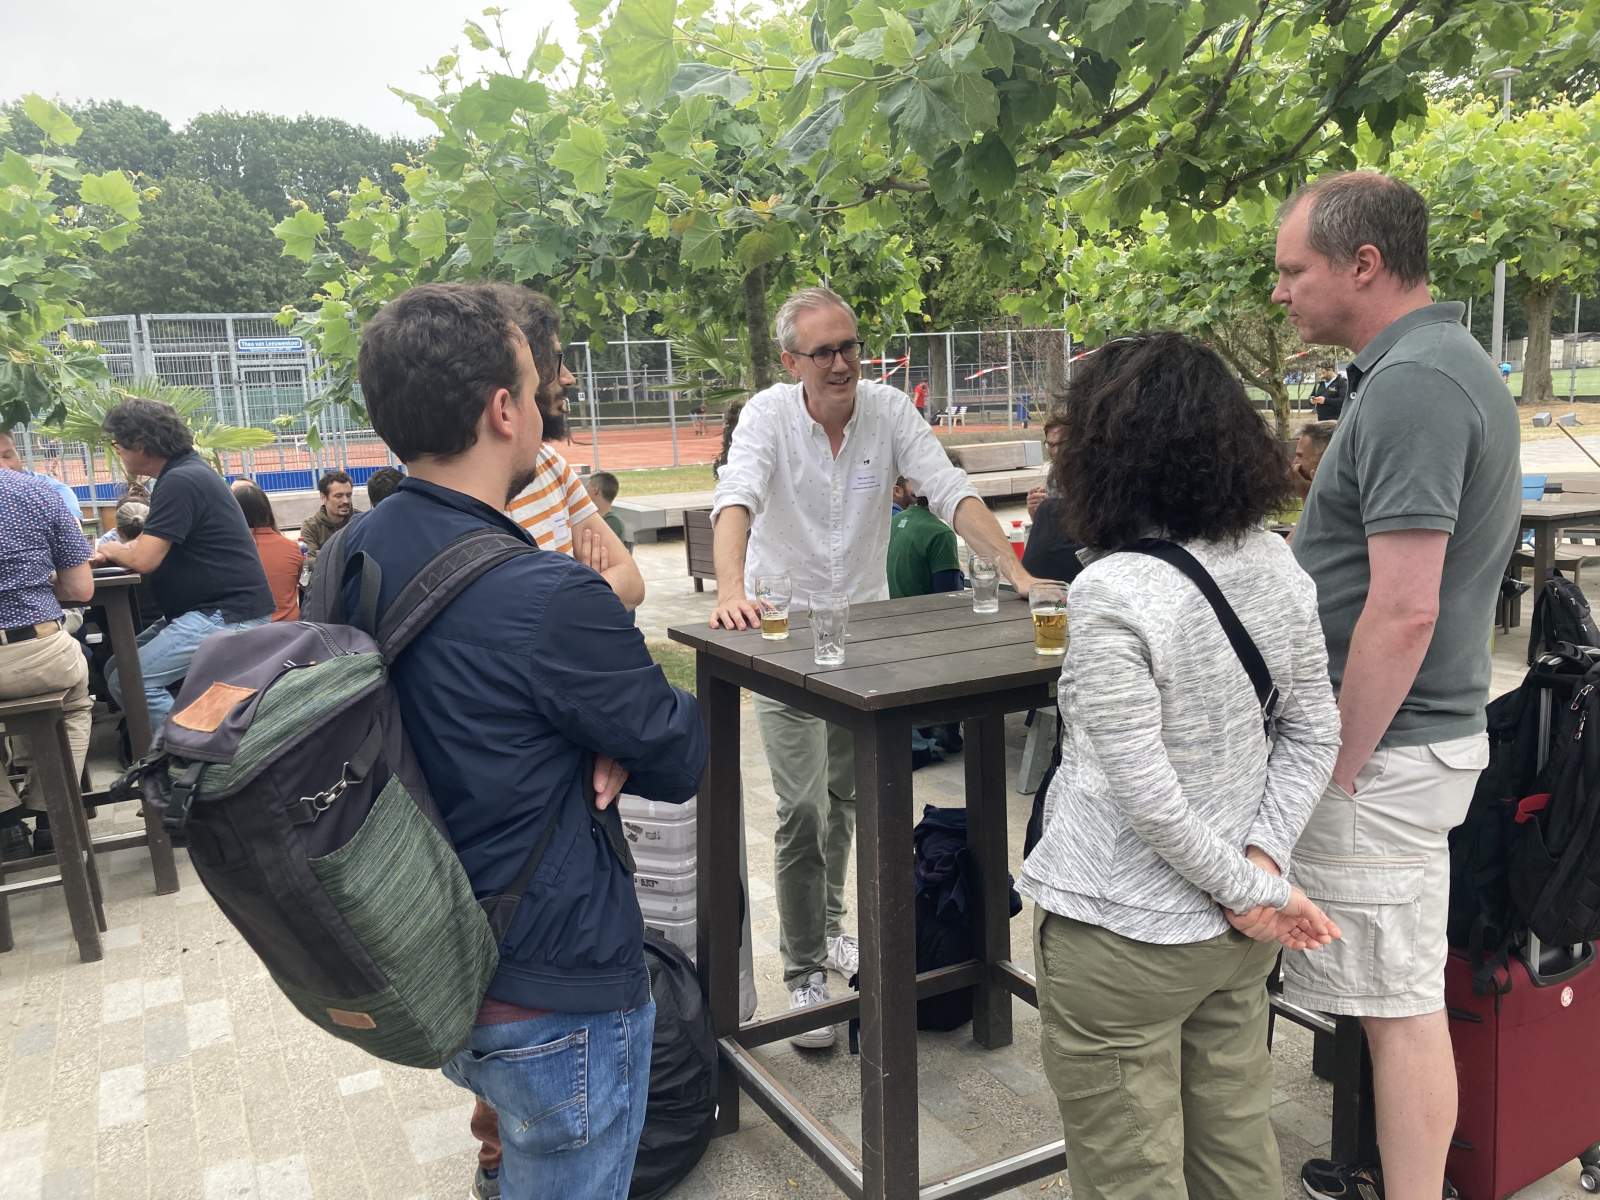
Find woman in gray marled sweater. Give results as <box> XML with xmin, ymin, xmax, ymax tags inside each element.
<box><xmin>1018</xmin><ymin>333</ymin><xmax>1342</xmax><ymax>1200</ymax></box>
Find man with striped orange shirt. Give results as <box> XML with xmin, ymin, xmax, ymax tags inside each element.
<box><xmin>491</xmin><ymin>286</ymin><xmax>644</xmax><ymax>610</ymax></box>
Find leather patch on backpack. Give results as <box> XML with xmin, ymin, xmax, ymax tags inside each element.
<box><xmin>326</xmin><ymin>1008</ymin><xmax>378</xmax><ymax>1030</ymax></box>
<box><xmin>171</xmin><ymin>683</ymin><xmax>258</xmax><ymax>732</ymax></box>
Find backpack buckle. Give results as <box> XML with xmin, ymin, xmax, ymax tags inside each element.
<box><xmin>164</xmin><ymin>762</ymin><xmax>204</xmax><ymax>835</ymax></box>
<box><xmin>1262</xmin><ymin>685</ymin><xmax>1281</xmax><ymax>739</ymax></box>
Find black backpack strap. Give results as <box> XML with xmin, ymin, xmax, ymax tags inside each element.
<box><xmin>375</xmin><ymin>529</ymin><xmax>535</xmax><ymax>661</ymax></box>
<box><xmin>1124</xmin><ymin>538</ymin><xmax>1280</xmax><ymax>733</ymax></box>
<box><xmin>302</xmin><ymin>524</ymin><xmax>352</xmax><ymax>624</ymax></box>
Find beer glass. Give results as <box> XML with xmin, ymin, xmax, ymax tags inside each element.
<box><xmin>756</xmin><ymin>573</ymin><xmax>792</xmax><ymax>640</ymax></box>
<box><xmin>969</xmin><ymin>555</ymin><xmax>1000</xmax><ymax>613</ymax></box>
<box><xmin>811</xmin><ymin>592</ymin><xmax>849</xmax><ymax>666</ymax></box>
<box><xmin>1029</xmin><ymin>581</ymin><xmax>1069</xmax><ymax>656</ymax></box>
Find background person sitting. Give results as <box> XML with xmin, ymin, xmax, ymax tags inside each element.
<box><xmin>298</xmin><ymin>468</ymin><xmax>354</xmax><ymax>570</ymax></box>
<box><xmin>1290</xmin><ymin>419</ymin><xmax>1338</xmax><ymax>501</ymax></box>
<box><xmin>93</xmin><ymin>398</ymin><xmax>274</xmax><ymax>727</ymax></box>
<box><xmin>364</xmin><ymin>466</ymin><xmax>405</xmax><ymax>507</ymax></box>
<box><xmin>97</xmin><ymin>500</ymin><xmax>150</xmax><ymax>546</ymax></box>
<box><xmin>584</xmin><ymin>471</ymin><xmax>632</xmax><ymax>552</ymax></box>
<box><xmin>1023</xmin><ymin>406</ymin><xmax>1085</xmax><ymax>585</ymax></box>
<box><xmin>231</xmin><ymin>480</ymin><xmax>302</xmax><ymax>622</ymax></box>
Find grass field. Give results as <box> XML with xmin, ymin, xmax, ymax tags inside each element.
<box><xmin>647</xmin><ymin>639</ymin><xmax>697</xmax><ymax>693</ymax></box>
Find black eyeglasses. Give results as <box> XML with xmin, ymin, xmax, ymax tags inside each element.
<box><xmin>561</xmin><ymin>346</ymin><xmax>581</xmax><ymax>374</ymax></box>
<box><xmin>796</xmin><ymin>340</ymin><xmax>863</xmax><ymax>368</ymax></box>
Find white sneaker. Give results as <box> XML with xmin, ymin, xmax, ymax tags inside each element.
<box><xmin>826</xmin><ymin>933</ymin><xmax>859</xmax><ymax>978</ymax></box>
<box><xmin>788</xmin><ymin>971</ymin><xmax>835</xmax><ymax>1049</ymax></box>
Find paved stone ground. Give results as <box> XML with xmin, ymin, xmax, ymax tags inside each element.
<box><xmin>0</xmin><ymin>506</ymin><xmax>1592</xmax><ymax>1199</ymax></box>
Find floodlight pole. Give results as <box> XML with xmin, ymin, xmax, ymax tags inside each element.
<box><xmin>1488</xmin><ymin>67</ymin><xmax>1521</xmax><ymax>370</ymax></box>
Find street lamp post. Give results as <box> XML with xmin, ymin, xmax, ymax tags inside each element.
<box><xmin>1488</xmin><ymin>66</ymin><xmax>1522</xmax><ymax>370</ymax></box>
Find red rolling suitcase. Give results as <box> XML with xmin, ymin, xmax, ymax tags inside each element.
<box><xmin>1446</xmin><ymin>942</ymin><xmax>1600</xmax><ymax>1197</ymax></box>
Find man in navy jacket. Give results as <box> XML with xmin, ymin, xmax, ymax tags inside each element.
<box><xmin>345</xmin><ymin>283</ymin><xmax>705</xmax><ymax>1200</ymax></box>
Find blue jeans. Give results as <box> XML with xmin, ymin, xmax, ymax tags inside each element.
<box><xmin>443</xmin><ymin>1001</ymin><xmax>656</xmax><ymax>1200</ymax></box>
<box><xmin>106</xmin><ymin>610</ymin><xmax>270</xmax><ymax>727</ymax></box>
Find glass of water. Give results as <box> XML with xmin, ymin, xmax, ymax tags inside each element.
<box><xmin>970</xmin><ymin>555</ymin><xmax>1000</xmax><ymax>613</ymax></box>
<box><xmin>756</xmin><ymin>573</ymin><xmax>792</xmax><ymax>640</ymax></box>
<box><xmin>811</xmin><ymin>592</ymin><xmax>849</xmax><ymax>666</ymax></box>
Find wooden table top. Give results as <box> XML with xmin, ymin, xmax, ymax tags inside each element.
<box><xmin>668</xmin><ymin>590</ymin><xmax>1062</xmax><ymax>711</ymax></box>
<box><xmin>1520</xmin><ymin>499</ymin><xmax>1600</xmax><ymax>524</ymax></box>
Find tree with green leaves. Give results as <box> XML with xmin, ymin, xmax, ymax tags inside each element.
<box><xmin>0</xmin><ymin>98</ymin><xmax>178</xmax><ymax>178</ymax></box>
<box><xmin>0</xmin><ymin>95</ymin><xmax>146</xmax><ymax>428</ymax></box>
<box><xmin>80</xmin><ymin>177</ymin><xmax>313</xmax><ymax>314</ymax></box>
<box><xmin>1064</xmin><ymin>202</ymin><xmax>1308</xmax><ymax>434</ymax></box>
<box><xmin>176</xmin><ymin>111</ymin><xmax>422</xmax><ymax>223</ymax></box>
<box><xmin>276</xmin><ymin>11</ymin><xmax>926</xmax><ymax>420</ymax></box>
<box><xmin>1395</xmin><ymin>95</ymin><xmax>1600</xmax><ymax>408</ymax></box>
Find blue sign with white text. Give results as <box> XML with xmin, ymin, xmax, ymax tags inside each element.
<box><xmin>236</xmin><ymin>336</ymin><xmax>305</xmax><ymax>353</ymax></box>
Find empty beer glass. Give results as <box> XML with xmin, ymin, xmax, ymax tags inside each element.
<box><xmin>811</xmin><ymin>592</ymin><xmax>849</xmax><ymax>666</ymax></box>
<box><xmin>1030</xmin><ymin>581</ymin><xmax>1069</xmax><ymax>656</ymax></box>
<box><xmin>756</xmin><ymin>573</ymin><xmax>792</xmax><ymax>640</ymax></box>
<box><xmin>970</xmin><ymin>555</ymin><xmax>1000</xmax><ymax>613</ymax></box>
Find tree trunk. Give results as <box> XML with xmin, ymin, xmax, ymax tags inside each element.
<box><xmin>1042</xmin><ymin>331</ymin><xmax>1067</xmax><ymax>396</ymax></box>
<box><xmin>1521</xmin><ymin>280</ymin><xmax>1558</xmax><ymax>410</ymax></box>
<box><xmin>743</xmin><ymin>265</ymin><xmax>774</xmax><ymax>390</ymax></box>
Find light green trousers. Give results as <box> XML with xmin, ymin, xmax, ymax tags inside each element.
<box><xmin>1034</xmin><ymin>909</ymin><xmax>1283</xmax><ymax>1200</ymax></box>
<box><xmin>753</xmin><ymin>695</ymin><xmax>855</xmax><ymax>983</ymax></box>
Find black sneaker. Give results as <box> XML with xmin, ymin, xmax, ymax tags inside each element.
<box><xmin>1301</xmin><ymin>1160</ymin><xmax>1460</xmax><ymax>1200</ymax></box>
<box><xmin>470</xmin><ymin>1166</ymin><xmax>501</xmax><ymax>1200</ymax></box>
<box><xmin>30</xmin><ymin>818</ymin><xmax>53</xmax><ymax>857</ymax></box>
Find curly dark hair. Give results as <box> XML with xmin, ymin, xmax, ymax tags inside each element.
<box><xmin>712</xmin><ymin>398</ymin><xmax>745</xmax><ymax>479</ymax></box>
<box><xmin>317</xmin><ymin>469</ymin><xmax>352</xmax><ymax>495</ymax></box>
<box><xmin>1051</xmin><ymin>332</ymin><xmax>1290</xmax><ymax>551</ymax></box>
<box><xmin>356</xmin><ymin>284</ymin><xmax>525</xmax><ymax>463</ymax></box>
<box><xmin>102</xmin><ymin>398</ymin><xmax>195</xmax><ymax>460</ymax></box>
<box><xmin>364</xmin><ymin>466</ymin><xmax>405</xmax><ymax>506</ymax></box>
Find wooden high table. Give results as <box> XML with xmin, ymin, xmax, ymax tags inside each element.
<box><xmin>669</xmin><ymin>591</ymin><xmax>1061</xmax><ymax>1200</ymax></box>
<box><xmin>1520</xmin><ymin>498</ymin><xmax>1600</xmax><ymax>595</ymax></box>
<box><xmin>86</xmin><ymin>570</ymin><xmax>180</xmax><ymax>895</ymax></box>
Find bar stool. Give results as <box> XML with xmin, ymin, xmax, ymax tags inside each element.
<box><xmin>0</xmin><ymin>690</ymin><xmax>106</xmax><ymax>961</ymax></box>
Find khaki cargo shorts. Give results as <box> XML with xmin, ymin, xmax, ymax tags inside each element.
<box><xmin>1280</xmin><ymin>733</ymin><xmax>1488</xmax><ymax>1018</ymax></box>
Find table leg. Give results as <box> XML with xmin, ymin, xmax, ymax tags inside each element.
<box><xmin>855</xmin><ymin>710</ymin><xmax>919</xmax><ymax>1200</ymax></box>
<box><xmin>101</xmin><ymin>589</ymin><xmax>179</xmax><ymax>895</ymax></box>
<box><xmin>696</xmin><ymin>659</ymin><xmax>742</xmax><ymax>1137</ymax></box>
<box><xmin>27</xmin><ymin>713</ymin><xmax>102</xmax><ymax>963</ymax></box>
<box><xmin>1330</xmin><ymin>1015</ymin><xmax>1378</xmax><ymax>1164</ymax></box>
<box><xmin>1533</xmin><ymin>525</ymin><xmax>1557</xmax><ymax>597</ymax></box>
<box><xmin>963</xmin><ymin>713</ymin><xmax>1013</xmax><ymax>1050</ymax></box>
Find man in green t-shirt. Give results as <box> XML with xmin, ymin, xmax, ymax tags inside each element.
<box><xmin>584</xmin><ymin>472</ymin><xmax>632</xmax><ymax>551</ymax></box>
<box><xmin>887</xmin><ymin>477</ymin><xmax>962</xmax><ymax>599</ymax></box>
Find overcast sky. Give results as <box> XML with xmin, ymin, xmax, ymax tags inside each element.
<box><xmin>2</xmin><ymin>0</ymin><xmax>584</xmax><ymax>137</ymax></box>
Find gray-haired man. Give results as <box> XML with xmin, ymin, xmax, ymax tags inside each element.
<box><xmin>708</xmin><ymin>286</ymin><xmax>1034</xmax><ymax>1046</ymax></box>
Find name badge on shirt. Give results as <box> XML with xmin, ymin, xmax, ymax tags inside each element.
<box><xmin>850</xmin><ymin>469</ymin><xmax>879</xmax><ymax>493</ymax></box>
<box><xmin>552</xmin><ymin>513</ymin><xmax>570</xmax><ymax>544</ymax></box>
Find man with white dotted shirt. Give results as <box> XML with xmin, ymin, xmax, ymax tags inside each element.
<box><xmin>709</xmin><ymin>286</ymin><xmax>1035</xmax><ymax>1046</ymax></box>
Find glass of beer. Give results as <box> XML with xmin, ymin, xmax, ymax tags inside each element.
<box><xmin>811</xmin><ymin>592</ymin><xmax>849</xmax><ymax>666</ymax></box>
<box><xmin>756</xmin><ymin>573</ymin><xmax>792</xmax><ymax>640</ymax></box>
<box><xmin>1029</xmin><ymin>581</ymin><xmax>1069</xmax><ymax>656</ymax></box>
<box><xmin>969</xmin><ymin>555</ymin><xmax>1000</xmax><ymax>613</ymax></box>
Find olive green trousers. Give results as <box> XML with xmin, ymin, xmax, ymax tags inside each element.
<box><xmin>1034</xmin><ymin>909</ymin><xmax>1283</xmax><ymax>1200</ymax></box>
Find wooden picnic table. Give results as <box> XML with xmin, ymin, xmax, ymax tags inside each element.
<box><xmin>1520</xmin><ymin>498</ymin><xmax>1600</xmax><ymax>596</ymax></box>
<box><xmin>85</xmin><ymin>570</ymin><xmax>180</xmax><ymax>894</ymax></box>
<box><xmin>669</xmin><ymin>590</ymin><xmax>1061</xmax><ymax>1199</ymax></box>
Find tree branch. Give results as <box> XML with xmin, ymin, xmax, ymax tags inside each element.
<box><xmin>1203</xmin><ymin>0</ymin><xmax>1438</xmax><ymax>208</ymax></box>
<box><xmin>1155</xmin><ymin>2</ymin><xmax>1268</xmax><ymax>163</ymax></box>
<box><xmin>1038</xmin><ymin>26</ymin><xmax>1214</xmax><ymax>157</ymax></box>
<box><xmin>813</xmin><ymin>176</ymin><xmax>931</xmax><ymax>214</ymax></box>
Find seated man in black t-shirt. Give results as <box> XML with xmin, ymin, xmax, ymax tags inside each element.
<box><xmin>93</xmin><ymin>399</ymin><xmax>274</xmax><ymax>726</ymax></box>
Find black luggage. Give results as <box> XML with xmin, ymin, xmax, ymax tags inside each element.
<box><xmin>630</xmin><ymin>934</ymin><xmax>718</xmax><ymax>1199</ymax></box>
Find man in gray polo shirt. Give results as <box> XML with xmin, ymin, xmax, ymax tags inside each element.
<box><xmin>1272</xmin><ymin>172</ymin><xmax>1519</xmax><ymax>1200</ymax></box>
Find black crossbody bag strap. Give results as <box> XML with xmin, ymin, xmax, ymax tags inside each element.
<box><xmin>1125</xmin><ymin>538</ymin><xmax>1280</xmax><ymax>737</ymax></box>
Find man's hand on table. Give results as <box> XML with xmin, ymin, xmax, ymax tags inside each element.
<box><xmin>710</xmin><ymin>592</ymin><xmax>762</xmax><ymax>630</ymax></box>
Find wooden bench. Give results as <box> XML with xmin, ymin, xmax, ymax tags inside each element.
<box><xmin>685</xmin><ymin>508</ymin><xmax>715</xmax><ymax>592</ymax></box>
<box><xmin>0</xmin><ymin>690</ymin><xmax>106</xmax><ymax>961</ymax></box>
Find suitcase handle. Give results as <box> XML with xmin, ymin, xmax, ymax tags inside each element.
<box><xmin>1523</xmin><ymin>935</ymin><xmax>1596</xmax><ymax>986</ymax></box>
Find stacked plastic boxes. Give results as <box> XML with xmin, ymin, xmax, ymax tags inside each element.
<box><xmin>620</xmin><ymin>794</ymin><xmax>698</xmax><ymax>955</ymax></box>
